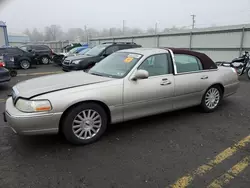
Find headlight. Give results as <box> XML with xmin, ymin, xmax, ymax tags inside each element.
<box><xmin>72</xmin><ymin>60</ymin><xmax>81</xmax><ymax>64</ymax></box>
<box><xmin>16</xmin><ymin>99</ymin><xmax>52</xmax><ymax>113</ymax></box>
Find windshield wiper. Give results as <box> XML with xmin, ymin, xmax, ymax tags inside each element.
<box><xmin>89</xmin><ymin>72</ymin><xmax>103</xmax><ymax>76</ymax></box>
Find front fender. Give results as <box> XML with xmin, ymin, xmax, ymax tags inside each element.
<box><xmin>32</xmin><ymin>79</ymin><xmax>124</xmax><ymax>114</ymax></box>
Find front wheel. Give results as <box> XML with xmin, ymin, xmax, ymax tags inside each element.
<box><xmin>62</xmin><ymin>103</ymin><xmax>108</xmax><ymax>145</ymax></box>
<box><xmin>10</xmin><ymin>70</ymin><xmax>17</xmax><ymax>77</ymax></box>
<box><xmin>19</xmin><ymin>60</ymin><xmax>31</xmax><ymax>69</ymax></box>
<box><xmin>247</xmin><ymin>68</ymin><xmax>250</xmax><ymax>80</ymax></box>
<box><xmin>200</xmin><ymin>86</ymin><xmax>222</xmax><ymax>113</ymax></box>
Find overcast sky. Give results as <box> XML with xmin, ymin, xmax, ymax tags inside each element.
<box><xmin>0</xmin><ymin>0</ymin><xmax>250</xmax><ymax>33</ymax></box>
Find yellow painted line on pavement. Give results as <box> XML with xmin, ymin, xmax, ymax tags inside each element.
<box><xmin>169</xmin><ymin>135</ymin><xmax>250</xmax><ymax>188</ymax></box>
<box><xmin>17</xmin><ymin>71</ymin><xmax>63</xmax><ymax>77</ymax></box>
<box><xmin>207</xmin><ymin>156</ymin><xmax>250</xmax><ymax>188</ymax></box>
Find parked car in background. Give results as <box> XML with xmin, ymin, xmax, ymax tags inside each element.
<box><xmin>0</xmin><ymin>47</ymin><xmax>36</xmax><ymax>69</ymax></box>
<box><xmin>62</xmin><ymin>42</ymin><xmax>142</xmax><ymax>72</ymax></box>
<box><xmin>4</xmin><ymin>48</ymin><xmax>239</xmax><ymax>145</ymax></box>
<box><xmin>62</xmin><ymin>43</ymin><xmax>83</xmax><ymax>53</ymax></box>
<box><xmin>0</xmin><ymin>61</ymin><xmax>11</xmax><ymax>83</ymax></box>
<box><xmin>53</xmin><ymin>47</ymin><xmax>90</xmax><ymax>66</ymax></box>
<box><xmin>19</xmin><ymin>44</ymin><xmax>53</xmax><ymax>65</ymax></box>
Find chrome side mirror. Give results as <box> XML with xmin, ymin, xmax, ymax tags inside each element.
<box><xmin>131</xmin><ymin>69</ymin><xmax>149</xmax><ymax>81</ymax></box>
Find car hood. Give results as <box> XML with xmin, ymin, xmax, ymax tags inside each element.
<box><xmin>14</xmin><ymin>71</ymin><xmax>114</xmax><ymax>99</ymax></box>
<box><xmin>66</xmin><ymin>54</ymin><xmax>94</xmax><ymax>61</ymax></box>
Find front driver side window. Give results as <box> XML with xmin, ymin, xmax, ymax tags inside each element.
<box><xmin>138</xmin><ymin>54</ymin><xmax>169</xmax><ymax>77</ymax></box>
<box><xmin>174</xmin><ymin>54</ymin><xmax>203</xmax><ymax>73</ymax></box>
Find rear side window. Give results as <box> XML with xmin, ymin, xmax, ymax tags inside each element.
<box><xmin>0</xmin><ymin>49</ymin><xmax>5</xmax><ymax>55</ymax></box>
<box><xmin>5</xmin><ymin>48</ymin><xmax>22</xmax><ymax>55</ymax></box>
<box><xmin>33</xmin><ymin>45</ymin><xmax>49</xmax><ymax>50</ymax></box>
<box><xmin>118</xmin><ymin>45</ymin><xmax>132</xmax><ymax>50</ymax></box>
<box><xmin>174</xmin><ymin>54</ymin><xmax>203</xmax><ymax>73</ymax></box>
<box><xmin>105</xmin><ymin>45</ymin><xmax>119</xmax><ymax>55</ymax></box>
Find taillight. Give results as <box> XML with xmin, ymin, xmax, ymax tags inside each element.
<box><xmin>231</xmin><ymin>67</ymin><xmax>238</xmax><ymax>76</ymax></box>
<box><xmin>0</xmin><ymin>62</ymin><xmax>5</xmax><ymax>67</ymax></box>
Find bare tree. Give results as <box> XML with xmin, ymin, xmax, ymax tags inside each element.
<box><xmin>24</xmin><ymin>28</ymin><xmax>44</xmax><ymax>42</ymax></box>
<box><xmin>66</xmin><ymin>28</ymin><xmax>85</xmax><ymax>41</ymax></box>
<box><xmin>44</xmin><ymin>25</ymin><xmax>62</xmax><ymax>41</ymax></box>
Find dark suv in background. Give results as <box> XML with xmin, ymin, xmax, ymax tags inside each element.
<box><xmin>0</xmin><ymin>47</ymin><xmax>36</xmax><ymax>69</ymax></box>
<box><xmin>62</xmin><ymin>42</ymin><xmax>141</xmax><ymax>72</ymax></box>
<box><xmin>19</xmin><ymin>44</ymin><xmax>53</xmax><ymax>65</ymax></box>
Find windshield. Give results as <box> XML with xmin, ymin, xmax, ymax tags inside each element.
<box><xmin>85</xmin><ymin>45</ymin><xmax>108</xmax><ymax>56</ymax></box>
<box><xmin>19</xmin><ymin>46</ymin><xmax>27</xmax><ymax>52</ymax></box>
<box><xmin>68</xmin><ymin>47</ymin><xmax>79</xmax><ymax>54</ymax></box>
<box><xmin>88</xmin><ymin>52</ymin><xmax>142</xmax><ymax>78</ymax></box>
<box><xmin>78</xmin><ymin>48</ymin><xmax>90</xmax><ymax>55</ymax></box>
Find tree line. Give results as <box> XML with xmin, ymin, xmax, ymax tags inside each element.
<box><xmin>24</xmin><ymin>24</ymin><xmax>191</xmax><ymax>42</ymax></box>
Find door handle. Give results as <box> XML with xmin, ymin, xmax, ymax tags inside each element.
<box><xmin>201</xmin><ymin>75</ymin><xmax>208</xmax><ymax>79</ymax></box>
<box><xmin>160</xmin><ymin>79</ymin><xmax>171</xmax><ymax>85</ymax></box>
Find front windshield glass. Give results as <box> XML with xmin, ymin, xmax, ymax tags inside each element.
<box><xmin>88</xmin><ymin>52</ymin><xmax>143</xmax><ymax>78</ymax></box>
<box><xmin>19</xmin><ymin>46</ymin><xmax>27</xmax><ymax>52</ymax></box>
<box><xmin>78</xmin><ymin>48</ymin><xmax>90</xmax><ymax>55</ymax></box>
<box><xmin>68</xmin><ymin>47</ymin><xmax>79</xmax><ymax>54</ymax></box>
<box><xmin>85</xmin><ymin>45</ymin><xmax>108</xmax><ymax>56</ymax></box>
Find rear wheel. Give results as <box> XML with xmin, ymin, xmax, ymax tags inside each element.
<box><xmin>41</xmin><ymin>56</ymin><xmax>50</xmax><ymax>64</ymax></box>
<box><xmin>62</xmin><ymin>103</ymin><xmax>108</xmax><ymax>145</ymax></box>
<box><xmin>200</xmin><ymin>85</ymin><xmax>222</xmax><ymax>113</ymax></box>
<box><xmin>19</xmin><ymin>60</ymin><xmax>31</xmax><ymax>69</ymax></box>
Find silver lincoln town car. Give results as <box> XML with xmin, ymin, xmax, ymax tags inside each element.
<box><xmin>4</xmin><ymin>48</ymin><xmax>239</xmax><ymax>145</ymax></box>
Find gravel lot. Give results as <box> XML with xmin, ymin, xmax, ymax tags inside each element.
<box><xmin>0</xmin><ymin>64</ymin><xmax>250</xmax><ymax>188</ymax></box>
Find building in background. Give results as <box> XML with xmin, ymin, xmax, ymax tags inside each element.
<box><xmin>8</xmin><ymin>33</ymin><xmax>30</xmax><ymax>47</ymax></box>
<box><xmin>0</xmin><ymin>21</ymin><xmax>9</xmax><ymax>47</ymax></box>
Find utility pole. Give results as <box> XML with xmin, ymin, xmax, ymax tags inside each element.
<box><xmin>109</xmin><ymin>28</ymin><xmax>112</xmax><ymax>36</ymax></box>
<box><xmin>155</xmin><ymin>22</ymin><xmax>158</xmax><ymax>34</ymax></box>
<box><xmin>122</xmin><ymin>20</ymin><xmax>125</xmax><ymax>35</ymax></box>
<box><xmin>191</xmin><ymin>14</ymin><xmax>196</xmax><ymax>29</ymax></box>
<box><xmin>84</xmin><ymin>25</ymin><xmax>88</xmax><ymax>44</ymax></box>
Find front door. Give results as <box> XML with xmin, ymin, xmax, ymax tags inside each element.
<box><xmin>123</xmin><ymin>53</ymin><xmax>174</xmax><ymax>121</ymax></box>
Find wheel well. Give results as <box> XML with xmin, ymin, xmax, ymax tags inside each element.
<box><xmin>19</xmin><ymin>58</ymin><xmax>31</xmax><ymax>62</ymax></box>
<box><xmin>58</xmin><ymin>100</ymin><xmax>111</xmax><ymax>133</ymax></box>
<box><xmin>41</xmin><ymin>55</ymin><xmax>50</xmax><ymax>59</ymax></box>
<box><xmin>211</xmin><ymin>83</ymin><xmax>224</xmax><ymax>95</ymax></box>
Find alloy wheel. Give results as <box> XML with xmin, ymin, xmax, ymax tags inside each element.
<box><xmin>205</xmin><ymin>88</ymin><xmax>220</xmax><ymax>109</ymax></box>
<box><xmin>20</xmin><ymin>60</ymin><xmax>30</xmax><ymax>69</ymax></box>
<box><xmin>72</xmin><ymin>109</ymin><xmax>102</xmax><ymax>140</ymax></box>
<box><xmin>42</xmin><ymin>57</ymin><xmax>49</xmax><ymax>64</ymax></box>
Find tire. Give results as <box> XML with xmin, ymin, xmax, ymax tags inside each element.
<box><xmin>200</xmin><ymin>85</ymin><xmax>222</xmax><ymax>113</ymax></box>
<box><xmin>62</xmin><ymin>102</ymin><xmax>108</xmax><ymax>145</ymax></box>
<box><xmin>10</xmin><ymin>70</ymin><xmax>17</xmax><ymax>77</ymax></box>
<box><xmin>41</xmin><ymin>56</ymin><xmax>50</xmax><ymax>64</ymax></box>
<box><xmin>247</xmin><ymin>68</ymin><xmax>250</xmax><ymax>80</ymax></box>
<box><xmin>19</xmin><ymin>60</ymin><xmax>31</xmax><ymax>69</ymax></box>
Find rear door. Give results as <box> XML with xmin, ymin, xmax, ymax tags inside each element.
<box><xmin>173</xmin><ymin>54</ymin><xmax>212</xmax><ymax>109</ymax></box>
